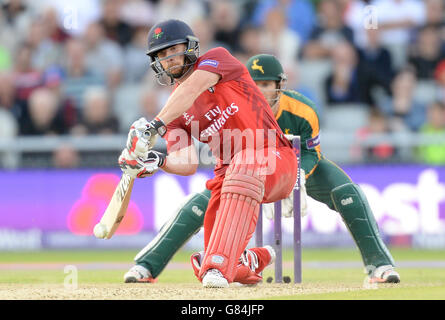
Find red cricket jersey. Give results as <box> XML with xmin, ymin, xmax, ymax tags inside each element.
<box><xmin>165</xmin><ymin>47</ymin><xmax>291</xmax><ymax>176</ymax></box>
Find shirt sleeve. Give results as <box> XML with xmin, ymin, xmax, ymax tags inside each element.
<box><xmin>195</xmin><ymin>47</ymin><xmax>245</xmax><ymax>83</ymax></box>
<box><xmin>164</xmin><ymin>119</ymin><xmax>192</xmax><ymax>154</ymax></box>
<box><xmin>299</xmin><ymin>120</ymin><xmax>321</xmax><ymax>176</ymax></box>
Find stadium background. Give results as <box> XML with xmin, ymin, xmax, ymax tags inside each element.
<box><xmin>0</xmin><ymin>0</ymin><xmax>444</xmax><ymax>251</ymax></box>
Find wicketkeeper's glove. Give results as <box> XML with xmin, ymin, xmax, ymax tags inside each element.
<box><xmin>118</xmin><ymin>148</ymin><xmax>166</xmax><ymax>178</ymax></box>
<box><xmin>263</xmin><ymin>169</ymin><xmax>308</xmax><ymax>219</ymax></box>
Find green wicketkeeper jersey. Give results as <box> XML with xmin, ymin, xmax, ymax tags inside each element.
<box><xmin>275</xmin><ymin>90</ymin><xmax>322</xmax><ymax>177</ymax></box>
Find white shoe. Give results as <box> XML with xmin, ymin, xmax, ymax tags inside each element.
<box><xmin>124</xmin><ymin>265</ymin><xmax>156</xmax><ymax>283</ymax></box>
<box><xmin>240</xmin><ymin>249</ymin><xmax>259</xmax><ymax>271</ymax></box>
<box><xmin>369</xmin><ymin>265</ymin><xmax>400</xmax><ymax>284</ymax></box>
<box><xmin>202</xmin><ymin>269</ymin><xmax>229</xmax><ymax>288</ymax></box>
<box><xmin>239</xmin><ymin>245</ymin><xmax>275</xmax><ymax>271</ymax></box>
<box><xmin>264</xmin><ymin>245</ymin><xmax>276</xmax><ymax>266</ymax></box>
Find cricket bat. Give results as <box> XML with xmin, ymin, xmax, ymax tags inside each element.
<box><xmin>93</xmin><ymin>173</ymin><xmax>135</xmax><ymax>239</ymax></box>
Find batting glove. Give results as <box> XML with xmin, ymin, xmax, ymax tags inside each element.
<box><xmin>126</xmin><ymin>117</ymin><xmax>166</xmax><ymax>159</ymax></box>
<box><xmin>118</xmin><ymin>149</ymin><xmax>166</xmax><ymax>178</ymax></box>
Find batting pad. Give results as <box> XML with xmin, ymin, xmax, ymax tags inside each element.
<box><xmin>199</xmin><ymin>150</ymin><xmax>266</xmax><ymax>282</ymax></box>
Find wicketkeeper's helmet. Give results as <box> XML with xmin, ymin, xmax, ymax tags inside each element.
<box><xmin>146</xmin><ymin>19</ymin><xmax>200</xmax><ymax>85</ymax></box>
<box><xmin>246</xmin><ymin>54</ymin><xmax>287</xmax><ymax>107</ymax></box>
<box><xmin>246</xmin><ymin>54</ymin><xmax>287</xmax><ymax>82</ymax></box>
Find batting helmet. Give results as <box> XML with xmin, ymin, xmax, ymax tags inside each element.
<box><xmin>146</xmin><ymin>19</ymin><xmax>200</xmax><ymax>85</ymax></box>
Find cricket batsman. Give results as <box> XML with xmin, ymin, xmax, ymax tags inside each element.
<box><xmin>122</xmin><ymin>51</ymin><xmax>401</xmax><ymax>285</ymax></box>
<box><xmin>118</xmin><ymin>19</ymin><xmax>299</xmax><ymax>288</ymax></box>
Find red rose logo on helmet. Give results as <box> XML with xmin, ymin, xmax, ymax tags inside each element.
<box><xmin>153</xmin><ymin>27</ymin><xmax>163</xmax><ymax>39</ymax></box>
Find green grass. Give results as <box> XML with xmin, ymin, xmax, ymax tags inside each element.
<box><xmin>0</xmin><ymin>250</ymin><xmax>136</xmax><ymax>263</ymax></box>
<box><xmin>1</xmin><ymin>248</ymin><xmax>445</xmax><ymax>299</ymax></box>
<box><xmin>1</xmin><ymin>248</ymin><xmax>443</xmax><ymax>263</ymax></box>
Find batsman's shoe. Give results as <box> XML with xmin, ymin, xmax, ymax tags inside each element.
<box><xmin>233</xmin><ymin>246</ymin><xmax>276</xmax><ymax>286</ymax></box>
<box><xmin>264</xmin><ymin>245</ymin><xmax>276</xmax><ymax>266</ymax></box>
<box><xmin>247</xmin><ymin>245</ymin><xmax>276</xmax><ymax>272</ymax></box>
<box><xmin>202</xmin><ymin>269</ymin><xmax>229</xmax><ymax>288</ymax></box>
<box><xmin>124</xmin><ymin>265</ymin><xmax>157</xmax><ymax>283</ymax></box>
<box><xmin>369</xmin><ymin>265</ymin><xmax>401</xmax><ymax>284</ymax></box>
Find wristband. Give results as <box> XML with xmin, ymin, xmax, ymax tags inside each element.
<box><xmin>149</xmin><ymin>117</ymin><xmax>167</xmax><ymax>137</ymax></box>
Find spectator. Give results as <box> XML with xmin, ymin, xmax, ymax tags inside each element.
<box><xmin>120</xmin><ymin>0</ymin><xmax>155</xmax><ymax>28</ymax></box>
<box><xmin>424</xmin><ymin>0</ymin><xmax>444</xmax><ymax>28</ymax></box>
<box><xmin>0</xmin><ymin>107</ymin><xmax>18</xmax><ymax>168</ymax></box>
<box><xmin>251</xmin><ymin>0</ymin><xmax>316</xmax><ymax>44</ymax></box>
<box><xmin>156</xmin><ymin>0</ymin><xmax>205</xmax><ymax>26</ymax></box>
<box><xmin>324</xmin><ymin>41</ymin><xmax>363</xmax><ymax>104</ymax></box>
<box><xmin>425</xmin><ymin>0</ymin><xmax>445</xmax><ymax>57</ymax></box>
<box><xmin>343</xmin><ymin>0</ymin><xmax>373</xmax><ymax>49</ymax></box>
<box><xmin>408</xmin><ymin>25</ymin><xmax>445</xmax><ymax>80</ymax></box>
<box><xmin>52</xmin><ymin>144</ymin><xmax>80</xmax><ymax>168</ymax></box>
<box><xmin>25</xmin><ymin>18</ymin><xmax>62</xmax><ymax>71</ymax></box>
<box><xmin>433</xmin><ymin>59</ymin><xmax>445</xmax><ymax>103</ymax></box>
<box><xmin>236</xmin><ymin>25</ymin><xmax>262</xmax><ymax>63</ymax></box>
<box><xmin>209</xmin><ymin>0</ymin><xmax>243</xmax><ymax>52</ymax></box>
<box><xmin>284</xmin><ymin>62</ymin><xmax>321</xmax><ymax>115</ymax></box>
<box><xmin>101</xmin><ymin>0</ymin><xmax>134</xmax><ymax>47</ymax></box>
<box><xmin>0</xmin><ymin>70</ymin><xmax>25</xmax><ymax>136</ymax></box>
<box><xmin>71</xmin><ymin>87</ymin><xmax>119</xmax><ymax>136</ymax></box>
<box><xmin>12</xmin><ymin>43</ymin><xmax>42</xmax><ymax>103</ymax></box>
<box><xmin>40</xmin><ymin>6</ymin><xmax>70</xmax><ymax>44</ymax></box>
<box><xmin>378</xmin><ymin>67</ymin><xmax>427</xmax><ymax>132</ymax></box>
<box><xmin>139</xmin><ymin>86</ymin><xmax>163</xmax><ymax>120</ymax></box>
<box><xmin>83</xmin><ymin>22</ymin><xmax>124</xmax><ymax>90</ymax></box>
<box><xmin>259</xmin><ymin>8</ymin><xmax>300</xmax><ymax>66</ymax></box>
<box><xmin>61</xmin><ymin>38</ymin><xmax>104</xmax><ymax>110</ymax></box>
<box><xmin>0</xmin><ymin>0</ymin><xmax>32</xmax><ymax>53</ymax></box>
<box><xmin>123</xmin><ymin>26</ymin><xmax>151</xmax><ymax>83</ymax></box>
<box><xmin>357</xmin><ymin>28</ymin><xmax>393</xmax><ymax>104</ymax></box>
<box><xmin>373</xmin><ymin>0</ymin><xmax>426</xmax><ymax>47</ymax></box>
<box><xmin>39</xmin><ymin>0</ymin><xmax>102</xmax><ymax>37</ymax></box>
<box><xmin>356</xmin><ymin>109</ymin><xmax>398</xmax><ymax>163</ymax></box>
<box><xmin>416</xmin><ymin>101</ymin><xmax>445</xmax><ymax>164</ymax></box>
<box><xmin>303</xmin><ymin>0</ymin><xmax>354</xmax><ymax>60</ymax></box>
<box><xmin>360</xmin><ymin>27</ymin><xmax>394</xmax><ymax>76</ymax></box>
<box><xmin>192</xmin><ymin>18</ymin><xmax>225</xmax><ymax>55</ymax></box>
<box><xmin>43</xmin><ymin>65</ymin><xmax>78</xmax><ymax>129</ymax></box>
<box><xmin>42</xmin><ymin>65</ymin><xmax>63</xmax><ymax>93</ymax></box>
<box><xmin>21</xmin><ymin>87</ymin><xmax>65</xmax><ymax>135</ymax></box>
<box><xmin>0</xmin><ymin>71</ymin><xmax>17</xmax><ymax>112</ymax></box>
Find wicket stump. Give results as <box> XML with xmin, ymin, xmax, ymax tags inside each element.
<box><xmin>255</xmin><ymin>136</ymin><xmax>302</xmax><ymax>284</ymax></box>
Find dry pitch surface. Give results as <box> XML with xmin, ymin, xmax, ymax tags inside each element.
<box><xmin>0</xmin><ymin>282</ymin><xmax>387</xmax><ymax>300</ymax></box>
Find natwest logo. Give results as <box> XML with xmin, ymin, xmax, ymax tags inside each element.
<box><xmin>200</xmin><ymin>102</ymin><xmax>239</xmax><ymax>139</ymax></box>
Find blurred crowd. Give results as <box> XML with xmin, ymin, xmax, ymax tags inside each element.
<box><xmin>1</xmin><ymin>0</ymin><xmax>445</xmax><ymax>168</ymax></box>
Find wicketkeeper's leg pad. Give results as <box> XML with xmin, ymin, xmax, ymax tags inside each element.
<box><xmin>331</xmin><ymin>183</ymin><xmax>395</xmax><ymax>269</ymax></box>
<box><xmin>199</xmin><ymin>150</ymin><xmax>266</xmax><ymax>282</ymax></box>
<box><xmin>134</xmin><ymin>189</ymin><xmax>210</xmax><ymax>278</ymax></box>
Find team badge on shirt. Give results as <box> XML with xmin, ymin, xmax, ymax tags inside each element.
<box><xmin>306</xmin><ymin>135</ymin><xmax>320</xmax><ymax>149</ymax></box>
<box><xmin>198</xmin><ymin>59</ymin><xmax>219</xmax><ymax>68</ymax></box>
